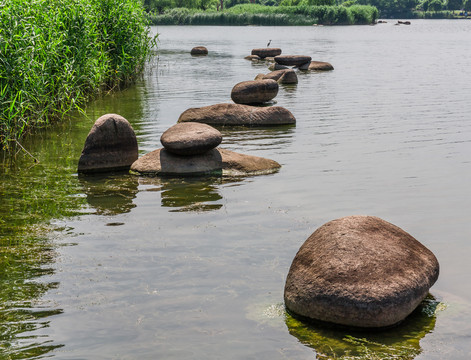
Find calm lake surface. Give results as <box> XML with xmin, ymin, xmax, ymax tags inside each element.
<box><xmin>1</xmin><ymin>21</ymin><xmax>471</xmax><ymax>359</ymax></box>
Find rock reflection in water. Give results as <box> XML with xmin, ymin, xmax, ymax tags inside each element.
<box><xmin>139</xmin><ymin>176</ymin><xmax>240</xmax><ymax>212</ymax></box>
<box><xmin>285</xmin><ymin>294</ymin><xmax>440</xmax><ymax>359</ymax></box>
<box><xmin>78</xmin><ymin>173</ymin><xmax>139</xmax><ymax>215</ymax></box>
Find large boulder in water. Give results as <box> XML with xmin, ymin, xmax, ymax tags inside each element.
<box><xmin>275</xmin><ymin>55</ymin><xmax>312</xmax><ymax>67</ymax></box>
<box><xmin>160</xmin><ymin>122</ymin><xmax>222</xmax><ymax>156</ymax></box>
<box><xmin>130</xmin><ymin>148</ymin><xmax>222</xmax><ymax>176</ymax></box>
<box><xmin>284</xmin><ymin>215</ymin><xmax>439</xmax><ymax>328</ymax></box>
<box><xmin>78</xmin><ymin>114</ymin><xmax>138</xmax><ymax>173</ymax></box>
<box><xmin>130</xmin><ymin>148</ymin><xmax>280</xmax><ymax>176</ymax></box>
<box><xmin>231</xmin><ymin>79</ymin><xmax>278</xmax><ymax>105</ymax></box>
<box><xmin>251</xmin><ymin>48</ymin><xmax>282</xmax><ymax>59</ymax></box>
<box><xmin>178</xmin><ymin>103</ymin><xmax>295</xmax><ymax>126</ymax></box>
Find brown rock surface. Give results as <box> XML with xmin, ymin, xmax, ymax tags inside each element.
<box><xmin>178</xmin><ymin>103</ymin><xmax>296</xmax><ymax>126</ymax></box>
<box><xmin>160</xmin><ymin>122</ymin><xmax>222</xmax><ymax>156</ymax></box>
<box><xmin>256</xmin><ymin>69</ymin><xmax>298</xmax><ymax>84</ymax></box>
<box><xmin>130</xmin><ymin>148</ymin><xmax>222</xmax><ymax>176</ymax></box>
<box><xmin>78</xmin><ymin>114</ymin><xmax>138</xmax><ymax>173</ymax></box>
<box><xmin>275</xmin><ymin>55</ymin><xmax>312</xmax><ymax>67</ymax></box>
<box><xmin>231</xmin><ymin>79</ymin><xmax>278</xmax><ymax>105</ymax></box>
<box><xmin>130</xmin><ymin>148</ymin><xmax>280</xmax><ymax>176</ymax></box>
<box><xmin>284</xmin><ymin>215</ymin><xmax>439</xmax><ymax>328</ymax></box>
<box><xmin>219</xmin><ymin>148</ymin><xmax>281</xmax><ymax>175</ymax></box>
<box><xmin>251</xmin><ymin>48</ymin><xmax>282</xmax><ymax>58</ymax></box>
<box><xmin>307</xmin><ymin>61</ymin><xmax>334</xmax><ymax>71</ymax></box>
<box><xmin>190</xmin><ymin>46</ymin><xmax>208</xmax><ymax>55</ymax></box>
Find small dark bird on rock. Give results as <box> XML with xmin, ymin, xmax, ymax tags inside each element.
<box><xmin>267</xmin><ymin>40</ymin><xmax>271</xmax><ymax>47</ymax></box>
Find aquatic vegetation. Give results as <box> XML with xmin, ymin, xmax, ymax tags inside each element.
<box><xmin>0</xmin><ymin>0</ymin><xmax>157</xmax><ymax>149</ymax></box>
<box><xmin>150</xmin><ymin>4</ymin><xmax>379</xmax><ymax>25</ymax></box>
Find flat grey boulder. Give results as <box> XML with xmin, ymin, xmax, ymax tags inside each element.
<box><xmin>251</xmin><ymin>48</ymin><xmax>282</xmax><ymax>59</ymax></box>
<box><xmin>231</xmin><ymin>79</ymin><xmax>278</xmax><ymax>105</ymax></box>
<box><xmin>191</xmin><ymin>46</ymin><xmax>208</xmax><ymax>55</ymax></box>
<box><xmin>130</xmin><ymin>148</ymin><xmax>222</xmax><ymax>176</ymax></box>
<box><xmin>275</xmin><ymin>55</ymin><xmax>312</xmax><ymax>67</ymax></box>
<box><xmin>255</xmin><ymin>69</ymin><xmax>298</xmax><ymax>84</ymax></box>
<box><xmin>178</xmin><ymin>103</ymin><xmax>296</xmax><ymax>126</ymax></box>
<box><xmin>160</xmin><ymin>122</ymin><xmax>222</xmax><ymax>156</ymax></box>
<box><xmin>130</xmin><ymin>148</ymin><xmax>280</xmax><ymax>176</ymax></box>
<box><xmin>284</xmin><ymin>215</ymin><xmax>439</xmax><ymax>328</ymax></box>
<box><xmin>78</xmin><ymin>113</ymin><xmax>138</xmax><ymax>173</ymax></box>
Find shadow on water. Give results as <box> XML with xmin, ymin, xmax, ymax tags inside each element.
<box><xmin>285</xmin><ymin>294</ymin><xmax>441</xmax><ymax>359</ymax></box>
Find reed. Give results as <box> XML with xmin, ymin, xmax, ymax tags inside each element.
<box><xmin>150</xmin><ymin>4</ymin><xmax>378</xmax><ymax>26</ymax></box>
<box><xmin>0</xmin><ymin>0</ymin><xmax>156</xmax><ymax>149</ymax></box>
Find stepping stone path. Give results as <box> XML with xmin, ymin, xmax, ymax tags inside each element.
<box><xmin>78</xmin><ymin>114</ymin><xmax>138</xmax><ymax>173</ymax></box>
<box><xmin>178</xmin><ymin>103</ymin><xmax>296</xmax><ymax>126</ymax></box>
<box><xmin>191</xmin><ymin>46</ymin><xmax>208</xmax><ymax>55</ymax></box>
<box><xmin>231</xmin><ymin>79</ymin><xmax>278</xmax><ymax>105</ymax></box>
<box><xmin>284</xmin><ymin>215</ymin><xmax>440</xmax><ymax>328</ymax></box>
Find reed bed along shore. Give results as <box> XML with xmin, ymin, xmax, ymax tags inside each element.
<box><xmin>0</xmin><ymin>0</ymin><xmax>156</xmax><ymax>149</ymax></box>
<box><xmin>150</xmin><ymin>4</ymin><xmax>379</xmax><ymax>26</ymax></box>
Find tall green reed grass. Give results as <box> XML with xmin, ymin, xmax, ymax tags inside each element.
<box><xmin>150</xmin><ymin>4</ymin><xmax>378</xmax><ymax>26</ymax></box>
<box><xmin>0</xmin><ymin>0</ymin><xmax>156</xmax><ymax>149</ymax></box>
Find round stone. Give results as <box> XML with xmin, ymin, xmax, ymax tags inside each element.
<box><xmin>308</xmin><ymin>61</ymin><xmax>334</xmax><ymax>71</ymax></box>
<box><xmin>284</xmin><ymin>215</ymin><xmax>440</xmax><ymax>328</ymax></box>
<box><xmin>231</xmin><ymin>79</ymin><xmax>278</xmax><ymax>105</ymax></box>
<box><xmin>191</xmin><ymin>46</ymin><xmax>208</xmax><ymax>55</ymax></box>
<box><xmin>274</xmin><ymin>55</ymin><xmax>312</xmax><ymax>67</ymax></box>
<box><xmin>160</xmin><ymin>122</ymin><xmax>222</xmax><ymax>156</ymax></box>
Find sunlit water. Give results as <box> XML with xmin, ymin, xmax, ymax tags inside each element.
<box><xmin>1</xmin><ymin>21</ymin><xmax>471</xmax><ymax>359</ymax></box>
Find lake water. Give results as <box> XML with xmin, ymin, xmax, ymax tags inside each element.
<box><xmin>1</xmin><ymin>21</ymin><xmax>471</xmax><ymax>359</ymax></box>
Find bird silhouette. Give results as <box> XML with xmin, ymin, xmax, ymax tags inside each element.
<box><xmin>267</xmin><ymin>40</ymin><xmax>271</xmax><ymax>47</ymax></box>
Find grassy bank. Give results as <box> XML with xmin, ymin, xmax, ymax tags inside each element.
<box><xmin>150</xmin><ymin>4</ymin><xmax>379</xmax><ymax>25</ymax></box>
<box><xmin>0</xmin><ymin>0</ymin><xmax>156</xmax><ymax>149</ymax></box>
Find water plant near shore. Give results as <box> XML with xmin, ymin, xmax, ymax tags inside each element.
<box><xmin>150</xmin><ymin>4</ymin><xmax>379</xmax><ymax>25</ymax></box>
<box><xmin>0</xmin><ymin>0</ymin><xmax>157</xmax><ymax>149</ymax></box>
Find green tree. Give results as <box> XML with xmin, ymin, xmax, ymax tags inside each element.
<box><xmin>446</xmin><ymin>0</ymin><xmax>463</xmax><ymax>9</ymax></box>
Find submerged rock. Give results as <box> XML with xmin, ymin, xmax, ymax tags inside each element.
<box><xmin>178</xmin><ymin>103</ymin><xmax>296</xmax><ymax>126</ymax></box>
<box><xmin>245</xmin><ymin>55</ymin><xmax>261</xmax><ymax>61</ymax></box>
<box><xmin>190</xmin><ymin>46</ymin><xmax>208</xmax><ymax>55</ymax></box>
<box><xmin>130</xmin><ymin>148</ymin><xmax>280</xmax><ymax>176</ymax></box>
<box><xmin>275</xmin><ymin>55</ymin><xmax>312</xmax><ymax>67</ymax></box>
<box><xmin>160</xmin><ymin>122</ymin><xmax>222</xmax><ymax>156</ymax></box>
<box><xmin>268</xmin><ymin>63</ymin><xmax>289</xmax><ymax>71</ymax></box>
<box><xmin>78</xmin><ymin>114</ymin><xmax>138</xmax><ymax>173</ymax></box>
<box><xmin>231</xmin><ymin>79</ymin><xmax>279</xmax><ymax>105</ymax></box>
<box><xmin>251</xmin><ymin>48</ymin><xmax>282</xmax><ymax>59</ymax></box>
<box><xmin>255</xmin><ymin>69</ymin><xmax>298</xmax><ymax>84</ymax></box>
<box><xmin>284</xmin><ymin>215</ymin><xmax>439</xmax><ymax>328</ymax></box>
<box><xmin>219</xmin><ymin>148</ymin><xmax>280</xmax><ymax>175</ymax></box>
